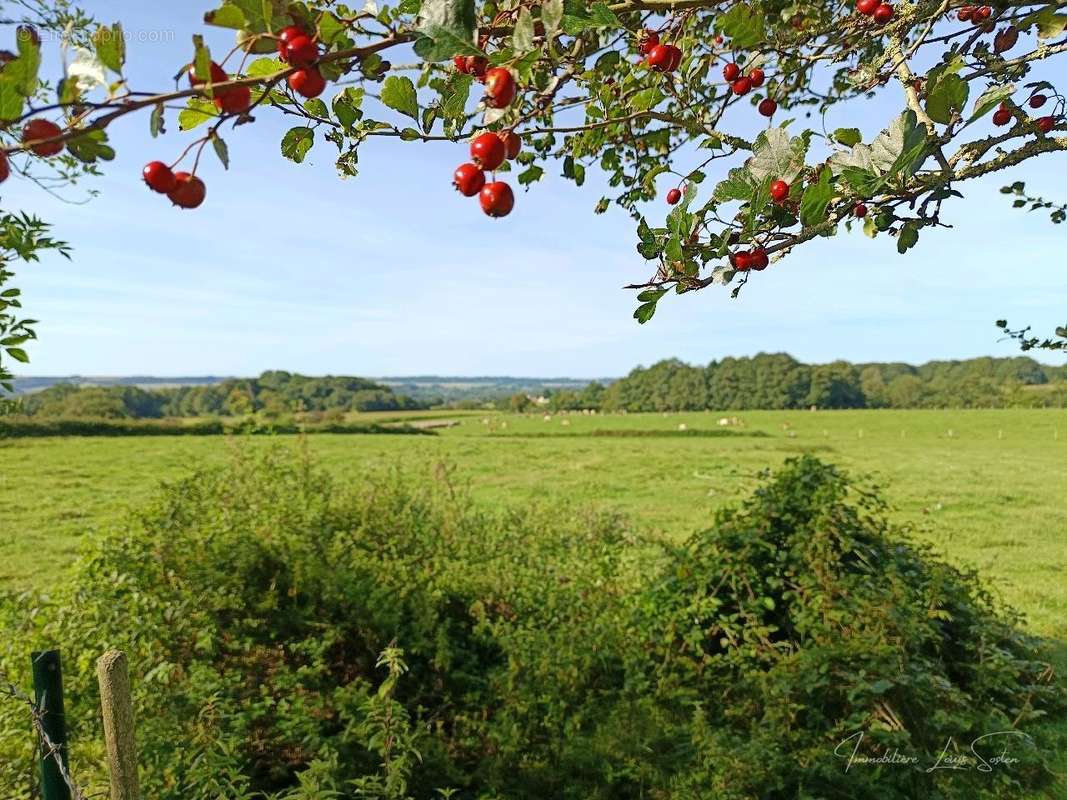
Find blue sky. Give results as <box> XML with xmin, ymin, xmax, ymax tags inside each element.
<box><xmin>4</xmin><ymin>2</ymin><xmax>1065</xmax><ymax>378</ymax></box>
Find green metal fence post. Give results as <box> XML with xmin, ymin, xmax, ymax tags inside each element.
<box><xmin>31</xmin><ymin>650</ymin><xmax>72</xmax><ymax>800</ymax></box>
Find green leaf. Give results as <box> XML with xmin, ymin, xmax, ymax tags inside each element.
<box><xmin>542</xmin><ymin>0</ymin><xmax>564</xmax><ymax>35</ymax></box>
<box><xmin>0</xmin><ymin>77</ymin><xmax>26</xmax><ymax>121</ymax></box>
<box><xmin>800</xmin><ymin>168</ymin><xmax>833</xmax><ymax>227</ymax></box>
<box><xmin>381</xmin><ymin>75</ymin><xmax>419</xmax><ymax>120</ymax></box>
<box><xmin>716</xmin><ymin>3</ymin><xmax>766</xmax><ymax>49</ymax></box>
<box><xmin>714</xmin><ymin>166</ymin><xmax>759</xmax><ymax>202</ymax></box>
<box><xmin>5</xmin><ymin>347</ymin><xmax>29</xmax><ymax>364</ymax></box>
<box><xmin>317</xmin><ymin>12</ymin><xmax>346</xmax><ymax>45</ymax></box>
<box><xmin>178</xmin><ymin>98</ymin><xmax>218</xmax><ymax>130</ymax></box>
<box><xmin>7</xmin><ymin>27</ymin><xmax>41</xmax><ymax>95</ymax></box>
<box><xmin>212</xmin><ymin>135</ymin><xmax>230</xmax><ymax>169</ymax></box>
<box><xmin>925</xmin><ymin>73</ymin><xmax>968</xmax><ymax>125</ymax></box>
<box><xmin>246</xmin><ymin>57</ymin><xmax>285</xmax><ymax>76</ymax></box>
<box><xmin>589</xmin><ymin>2</ymin><xmax>621</xmax><ymax>26</ymax></box>
<box><xmin>440</xmin><ymin>72</ymin><xmax>472</xmax><ymax>120</ymax></box>
<box><xmin>513</xmin><ymin>7</ymin><xmax>535</xmax><ymax>52</ymax></box>
<box><xmin>747</xmin><ymin>127</ymin><xmax>808</xmax><ymax>184</ymax></box>
<box><xmin>281</xmin><ymin>126</ymin><xmax>315</xmax><ymax>162</ymax></box>
<box><xmin>968</xmin><ymin>84</ymin><xmax>1014</xmax><ymax>123</ymax></box>
<box><xmin>203</xmin><ymin>3</ymin><xmax>247</xmax><ymax>30</ymax></box>
<box><xmin>333</xmin><ymin>88</ymin><xmax>365</xmax><ymax>128</ymax></box>
<box><xmin>634</xmin><ymin>301</ymin><xmax>658</xmax><ymax>324</ymax></box>
<box><xmin>833</xmin><ymin>128</ymin><xmax>862</xmax><ymax>147</ymax></box>
<box><xmin>897</xmin><ymin>222</ymin><xmax>919</xmax><ymax>254</ymax></box>
<box><xmin>93</xmin><ymin>23</ymin><xmax>126</xmax><ymax>73</ymax></box>
<box><xmin>415</xmin><ymin>0</ymin><xmax>478</xmax><ymax>61</ymax></box>
<box><xmin>518</xmin><ymin>165</ymin><xmax>544</xmax><ymax>185</ymax></box>
<box><xmin>67</xmin><ymin>129</ymin><xmax>115</xmax><ymax>163</ymax></box>
<box><xmin>399</xmin><ymin>127</ymin><xmax>421</xmax><ymax>141</ymax></box>
<box><xmin>149</xmin><ymin>103</ymin><xmax>165</xmax><ymax>137</ymax></box>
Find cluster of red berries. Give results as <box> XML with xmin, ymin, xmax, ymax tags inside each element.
<box><xmin>640</xmin><ymin>31</ymin><xmax>683</xmax><ymax>74</ymax></box>
<box><xmin>454</xmin><ymin>57</ymin><xmax>517</xmax><ymax>108</ymax></box>
<box><xmin>142</xmin><ymin>161</ymin><xmax>206</xmax><ymax>209</ymax></box>
<box><xmin>957</xmin><ymin>5</ymin><xmax>992</xmax><ymax>22</ymax></box>
<box><xmin>856</xmin><ymin>0</ymin><xmax>895</xmax><ymax>25</ymax></box>
<box><xmin>277</xmin><ymin>25</ymin><xmax>327</xmax><ymax>98</ymax></box>
<box><xmin>723</xmin><ymin>62</ymin><xmax>765</xmax><ymax>96</ymax></box>
<box><xmin>730</xmin><ymin>247</ymin><xmax>770</xmax><ymax>271</ymax></box>
<box><xmin>992</xmin><ymin>99</ymin><xmax>1057</xmax><ymax>132</ymax></box>
<box><xmin>0</xmin><ymin>118</ymin><xmax>67</xmax><ymax>183</ymax></box>
<box><xmin>453</xmin><ymin>130</ymin><xmax>521</xmax><ymax>217</ymax></box>
<box><xmin>189</xmin><ymin>60</ymin><xmax>253</xmax><ymax>115</ymax></box>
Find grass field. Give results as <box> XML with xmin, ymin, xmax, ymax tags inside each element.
<box><xmin>2</xmin><ymin>408</ymin><xmax>1066</xmax><ymax>642</ymax></box>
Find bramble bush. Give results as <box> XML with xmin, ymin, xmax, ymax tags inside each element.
<box><xmin>0</xmin><ymin>448</ymin><xmax>1063</xmax><ymax>798</ymax></box>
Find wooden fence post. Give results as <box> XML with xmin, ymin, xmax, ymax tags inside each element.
<box><xmin>96</xmin><ymin>650</ymin><xmax>140</xmax><ymax>800</ymax></box>
<box><xmin>30</xmin><ymin>649</ymin><xmax>71</xmax><ymax>800</ymax></box>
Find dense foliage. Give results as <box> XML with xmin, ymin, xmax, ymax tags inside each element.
<box><xmin>1</xmin><ymin>449</ymin><xmax>1062</xmax><ymax>798</ymax></box>
<box><xmin>9</xmin><ymin>371</ymin><xmax>423</xmax><ymax>419</ymax></box>
<box><xmin>545</xmin><ymin>353</ymin><xmax>1067</xmax><ymax>411</ymax></box>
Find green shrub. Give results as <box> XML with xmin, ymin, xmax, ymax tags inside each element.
<box><xmin>0</xmin><ymin>450</ymin><xmax>1062</xmax><ymax>799</ymax></box>
<box><xmin>0</xmin><ymin>417</ymin><xmax>434</xmax><ymax>437</ymax></box>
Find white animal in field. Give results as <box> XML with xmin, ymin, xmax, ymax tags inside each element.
<box><xmin>561</xmin><ymin>419</ymin><xmax>570</xmax><ymax>426</ymax></box>
<box><xmin>678</xmin><ymin>423</ymin><xmax>688</xmax><ymax>431</ymax></box>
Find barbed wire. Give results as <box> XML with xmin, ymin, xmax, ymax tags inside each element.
<box><xmin>1</xmin><ymin>668</ymin><xmax>87</xmax><ymax>800</ymax></box>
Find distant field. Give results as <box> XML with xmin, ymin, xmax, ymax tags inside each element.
<box><xmin>2</xmin><ymin>408</ymin><xmax>1065</xmax><ymax>641</ymax></box>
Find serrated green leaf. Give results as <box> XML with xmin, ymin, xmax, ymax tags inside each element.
<box><xmin>513</xmin><ymin>7</ymin><xmax>535</xmax><ymax>52</ymax></box>
<box><xmin>178</xmin><ymin>98</ymin><xmax>218</xmax><ymax>130</ymax></box>
<box><xmin>518</xmin><ymin>165</ymin><xmax>544</xmax><ymax>185</ymax></box>
<box><xmin>833</xmin><ymin>128</ymin><xmax>862</xmax><ymax>147</ymax></box>
<box><xmin>714</xmin><ymin>166</ymin><xmax>759</xmax><ymax>202</ymax></box>
<box><xmin>67</xmin><ymin>129</ymin><xmax>115</xmax><ymax>163</ymax></box>
<box><xmin>634</xmin><ymin>301</ymin><xmax>657</xmax><ymax>324</ymax></box>
<box><xmin>441</xmin><ymin>72</ymin><xmax>472</xmax><ymax>120</ymax></box>
<box><xmin>542</xmin><ymin>0</ymin><xmax>564</xmax><ymax>35</ymax></box>
<box><xmin>281</xmin><ymin>126</ymin><xmax>314</xmax><ymax>162</ymax></box>
<box><xmin>748</xmin><ymin>127</ymin><xmax>808</xmax><ymax>183</ymax></box>
<box><xmin>318</xmin><ymin>12</ymin><xmax>346</xmax><ymax>45</ymax></box>
<box><xmin>925</xmin><ymin>73</ymin><xmax>968</xmax><ymax>125</ymax></box>
<box><xmin>212</xmin><ymin>135</ymin><xmax>229</xmax><ymax>169</ymax></box>
<box><xmin>716</xmin><ymin>3</ymin><xmax>765</xmax><ymax>49</ymax></box>
<box><xmin>246</xmin><ymin>56</ymin><xmax>285</xmax><ymax>77</ymax></box>
<box><xmin>0</xmin><ymin>77</ymin><xmax>26</xmax><ymax>121</ymax></box>
<box><xmin>800</xmin><ymin>168</ymin><xmax>833</xmax><ymax>227</ymax></box>
<box><xmin>204</xmin><ymin>3</ymin><xmax>247</xmax><ymax>29</ymax></box>
<box><xmin>968</xmin><ymin>83</ymin><xmax>1014</xmax><ymax>123</ymax></box>
<box><xmin>93</xmin><ymin>23</ymin><xmax>125</xmax><ymax>73</ymax></box>
<box><xmin>381</xmin><ymin>75</ymin><xmax>419</xmax><ymax>120</ymax></box>
<box><xmin>897</xmin><ymin>222</ymin><xmax>919</xmax><ymax>253</ymax></box>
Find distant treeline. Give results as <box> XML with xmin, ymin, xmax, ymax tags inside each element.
<box><xmin>7</xmin><ymin>371</ymin><xmax>424</xmax><ymax>420</ymax></box>
<box><xmin>522</xmin><ymin>354</ymin><xmax>1067</xmax><ymax>412</ymax></box>
<box><xmin>6</xmin><ymin>356</ymin><xmax>1067</xmax><ymax>420</ymax></box>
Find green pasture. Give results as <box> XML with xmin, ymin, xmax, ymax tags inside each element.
<box><xmin>2</xmin><ymin>408</ymin><xmax>1065</xmax><ymax>640</ymax></box>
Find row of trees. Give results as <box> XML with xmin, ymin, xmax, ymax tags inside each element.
<box><xmin>10</xmin><ymin>371</ymin><xmax>423</xmax><ymax>419</ymax></box>
<box><xmin>536</xmin><ymin>354</ymin><xmax>1067</xmax><ymax>412</ymax></box>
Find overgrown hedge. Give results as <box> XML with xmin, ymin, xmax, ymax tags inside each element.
<box><xmin>1</xmin><ymin>450</ymin><xmax>1062</xmax><ymax>799</ymax></box>
<box><xmin>0</xmin><ymin>417</ymin><xmax>434</xmax><ymax>437</ymax></box>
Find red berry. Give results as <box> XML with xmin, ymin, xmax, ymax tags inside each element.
<box><xmin>723</xmin><ymin>62</ymin><xmax>740</xmax><ymax>82</ymax></box>
<box><xmin>480</xmin><ymin>181</ymin><xmax>514</xmax><ymax>218</ymax></box>
<box><xmin>288</xmin><ymin>66</ymin><xmax>326</xmax><ymax>98</ymax></box>
<box><xmin>639</xmin><ymin>30</ymin><xmax>659</xmax><ymax>55</ymax></box>
<box><xmin>167</xmin><ymin>172</ymin><xmax>206</xmax><ymax>209</ymax></box>
<box><xmin>853</xmin><ymin>202</ymin><xmax>868</xmax><ymax>218</ymax></box>
<box><xmin>499</xmin><ymin>130</ymin><xmax>521</xmax><ymax>160</ymax></box>
<box><xmin>731</xmin><ymin>77</ymin><xmax>752</xmax><ymax>96</ymax></box>
<box><xmin>666</xmin><ymin>188</ymin><xmax>682</xmax><ymax>205</ymax></box>
<box><xmin>770</xmin><ymin>179</ymin><xmax>789</xmax><ymax>203</ymax></box>
<box><xmin>992</xmin><ymin>107</ymin><xmax>1012</xmax><ymax>126</ymax></box>
<box><xmin>453</xmin><ymin>163</ymin><xmax>486</xmax><ymax>197</ymax></box>
<box><xmin>215</xmin><ymin>84</ymin><xmax>252</xmax><ymax>115</ymax></box>
<box><xmin>748</xmin><ymin>68</ymin><xmax>765</xmax><ymax>87</ymax></box>
<box><xmin>484</xmin><ymin>68</ymin><xmax>516</xmax><ymax>108</ymax></box>
<box><xmin>974</xmin><ymin>5</ymin><xmax>991</xmax><ymax>20</ymax></box>
<box><xmin>714</xmin><ymin>35</ymin><xmax>724</xmax><ymax>45</ymax></box>
<box><xmin>1029</xmin><ymin>94</ymin><xmax>1047</xmax><ymax>109</ymax></box>
<box><xmin>647</xmin><ymin>44</ymin><xmax>675</xmax><ymax>73</ymax></box>
<box><xmin>0</xmin><ymin>151</ymin><xmax>9</xmax><ymax>184</ymax></box>
<box><xmin>454</xmin><ymin>55</ymin><xmax>469</xmax><ymax>73</ymax></box>
<box><xmin>284</xmin><ymin>35</ymin><xmax>318</xmax><ymax>67</ymax></box>
<box><xmin>873</xmin><ymin>3</ymin><xmax>894</xmax><ymax>24</ymax></box>
<box><xmin>1035</xmin><ymin>116</ymin><xmax>1054</xmax><ymax>134</ymax></box>
<box><xmin>189</xmin><ymin>60</ymin><xmax>228</xmax><ymax>87</ymax></box>
<box><xmin>857</xmin><ymin>0</ymin><xmax>879</xmax><ymax>14</ymax></box>
<box><xmin>22</xmin><ymin>119</ymin><xmax>64</xmax><ymax>157</ymax></box>
<box><xmin>750</xmin><ymin>248</ymin><xmax>769</xmax><ymax>271</ymax></box>
<box><xmin>731</xmin><ymin>250</ymin><xmax>755</xmax><ymax>271</ymax></box>
<box><xmin>667</xmin><ymin>45</ymin><xmax>682</xmax><ymax>72</ymax></box>
<box><xmin>143</xmin><ymin>161</ymin><xmax>178</xmax><ymax>194</ymax></box>
<box><xmin>465</xmin><ymin>56</ymin><xmax>489</xmax><ymax>80</ymax></box>
<box><xmin>276</xmin><ymin>25</ymin><xmax>307</xmax><ymax>58</ymax></box>
<box><xmin>957</xmin><ymin>5</ymin><xmax>975</xmax><ymax>20</ymax></box>
<box><xmin>758</xmin><ymin>98</ymin><xmax>777</xmax><ymax>117</ymax></box>
<box><xmin>470</xmin><ymin>132</ymin><xmax>506</xmax><ymax>170</ymax></box>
